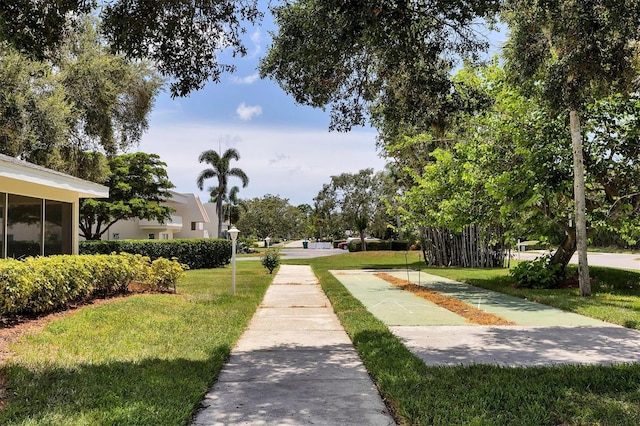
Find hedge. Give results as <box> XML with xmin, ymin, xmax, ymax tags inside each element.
<box><xmin>348</xmin><ymin>240</ymin><xmax>410</xmax><ymax>252</ymax></box>
<box><xmin>79</xmin><ymin>238</ymin><xmax>231</xmax><ymax>269</ymax></box>
<box><xmin>0</xmin><ymin>254</ymin><xmax>186</xmax><ymax>317</ymax></box>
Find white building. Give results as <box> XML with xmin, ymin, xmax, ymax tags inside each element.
<box><xmin>0</xmin><ymin>153</ymin><xmax>109</xmax><ymax>258</ymax></box>
<box><xmin>105</xmin><ymin>192</ymin><xmax>227</xmax><ymax>240</ymax></box>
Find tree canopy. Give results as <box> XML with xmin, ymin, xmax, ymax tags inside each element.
<box><xmin>315</xmin><ymin>168</ymin><xmax>391</xmax><ymax>249</ymax></box>
<box><xmin>0</xmin><ymin>18</ymin><xmax>162</xmax><ymax>179</ymax></box>
<box><xmin>0</xmin><ymin>1</ymin><xmax>261</xmax><ymax>97</ymax></box>
<box><xmin>503</xmin><ymin>0</ymin><xmax>640</xmax><ymax>295</ymax></box>
<box><xmin>260</xmin><ymin>0</ymin><xmax>500</xmax><ymax>131</ymax></box>
<box><xmin>236</xmin><ymin>195</ymin><xmax>306</xmax><ymax>241</ymax></box>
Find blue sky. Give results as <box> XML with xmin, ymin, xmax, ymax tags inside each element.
<box><xmin>138</xmin><ymin>5</ymin><xmax>506</xmax><ymax>207</ymax></box>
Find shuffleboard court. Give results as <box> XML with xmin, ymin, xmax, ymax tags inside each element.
<box><xmin>385</xmin><ymin>270</ymin><xmax>607</xmax><ymax>326</ymax></box>
<box><xmin>330</xmin><ymin>270</ymin><xmax>469</xmax><ymax>326</ymax></box>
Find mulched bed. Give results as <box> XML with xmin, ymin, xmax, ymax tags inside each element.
<box><xmin>374</xmin><ymin>272</ymin><xmax>515</xmax><ymax>326</ymax></box>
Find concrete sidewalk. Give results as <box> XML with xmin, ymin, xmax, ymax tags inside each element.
<box><xmin>192</xmin><ymin>265</ymin><xmax>395</xmax><ymax>426</ymax></box>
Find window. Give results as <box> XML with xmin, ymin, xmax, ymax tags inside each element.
<box><xmin>7</xmin><ymin>194</ymin><xmax>42</xmax><ymax>258</ymax></box>
<box><xmin>44</xmin><ymin>200</ymin><xmax>72</xmax><ymax>255</ymax></box>
<box><xmin>112</xmin><ymin>233</ymin><xmax>120</xmax><ymax>240</ymax></box>
<box><xmin>148</xmin><ymin>233</ymin><xmax>155</xmax><ymax>239</ymax></box>
<box><xmin>191</xmin><ymin>222</ymin><xmax>196</xmax><ymax>231</ymax></box>
<box><xmin>161</xmin><ymin>233</ymin><xmax>169</xmax><ymax>240</ymax></box>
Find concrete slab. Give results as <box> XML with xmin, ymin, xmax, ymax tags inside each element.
<box><xmin>233</xmin><ymin>330</ymin><xmax>354</xmax><ymax>351</ymax></box>
<box><xmin>247</xmin><ymin>312</ymin><xmax>344</xmax><ymax>331</ymax></box>
<box><xmin>260</xmin><ymin>288</ymin><xmax>330</xmax><ymax>308</ymax></box>
<box><xmin>216</xmin><ymin>348</ymin><xmax>369</xmax><ymax>382</ymax></box>
<box><xmin>194</xmin><ymin>378</ymin><xmax>394</xmax><ymax>426</ymax></box>
<box><xmin>391</xmin><ymin>325</ymin><xmax>640</xmax><ymax>366</ymax></box>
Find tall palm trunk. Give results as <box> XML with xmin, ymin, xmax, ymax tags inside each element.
<box><xmin>216</xmin><ymin>196</ymin><xmax>224</xmax><ymax>239</ymax></box>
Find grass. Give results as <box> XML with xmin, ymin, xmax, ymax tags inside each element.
<box><xmin>282</xmin><ymin>251</ymin><xmax>640</xmax><ymax>425</ymax></box>
<box><xmin>0</xmin><ymin>262</ymin><xmax>273</xmax><ymax>425</ymax></box>
<box><xmin>3</xmin><ymin>251</ymin><xmax>640</xmax><ymax>425</ymax></box>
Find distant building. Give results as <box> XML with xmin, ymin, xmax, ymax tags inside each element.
<box><xmin>105</xmin><ymin>192</ymin><xmax>226</xmax><ymax>240</ymax></box>
<box><xmin>0</xmin><ymin>153</ymin><xmax>109</xmax><ymax>258</ymax></box>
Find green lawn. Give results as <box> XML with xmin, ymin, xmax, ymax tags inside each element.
<box><xmin>3</xmin><ymin>251</ymin><xmax>640</xmax><ymax>425</ymax></box>
<box><xmin>0</xmin><ymin>262</ymin><xmax>274</xmax><ymax>425</ymax></box>
<box><xmin>285</xmin><ymin>251</ymin><xmax>640</xmax><ymax>425</ymax></box>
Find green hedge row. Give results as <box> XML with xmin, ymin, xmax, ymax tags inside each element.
<box><xmin>348</xmin><ymin>240</ymin><xmax>410</xmax><ymax>252</ymax></box>
<box><xmin>79</xmin><ymin>239</ymin><xmax>231</xmax><ymax>269</ymax></box>
<box><xmin>0</xmin><ymin>254</ymin><xmax>186</xmax><ymax>316</ymax></box>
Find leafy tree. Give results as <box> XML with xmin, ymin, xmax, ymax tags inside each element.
<box><xmin>320</xmin><ymin>168</ymin><xmax>388</xmax><ymax>250</ymax></box>
<box><xmin>0</xmin><ymin>18</ymin><xmax>162</xmax><ymax>179</ymax></box>
<box><xmin>0</xmin><ymin>1</ymin><xmax>262</xmax><ymax>97</ymax></box>
<box><xmin>236</xmin><ymin>195</ymin><xmax>305</xmax><ymax>242</ymax></box>
<box><xmin>58</xmin><ymin>18</ymin><xmax>163</xmax><ymax>157</ymax></box>
<box><xmin>403</xmin><ymin>61</ymin><xmax>640</xmax><ymax>273</ymax></box>
<box><xmin>312</xmin><ymin>184</ymin><xmax>347</xmax><ymax>241</ymax></box>
<box><xmin>196</xmin><ymin>148</ymin><xmax>249</xmax><ymax>238</ymax></box>
<box><xmin>503</xmin><ymin>0</ymin><xmax>640</xmax><ymax>295</ymax></box>
<box><xmin>79</xmin><ymin>152</ymin><xmax>175</xmax><ymax>240</ymax></box>
<box><xmin>0</xmin><ymin>42</ymin><xmax>72</xmax><ymax>169</ymax></box>
<box><xmin>260</xmin><ymin>0</ymin><xmax>500</xmax><ymax>131</ymax></box>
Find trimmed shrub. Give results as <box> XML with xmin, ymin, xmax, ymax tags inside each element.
<box><xmin>260</xmin><ymin>249</ymin><xmax>280</xmax><ymax>274</ymax></box>
<box><xmin>348</xmin><ymin>240</ymin><xmax>410</xmax><ymax>252</ymax></box>
<box><xmin>0</xmin><ymin>254</ymin><xmax>186</xmax><ymax>316</ymax></box>
<box><xmin>80</xmin><ymin>238</ymin><xmax>231</xmax><ymax>269</ymax></box>
<box><xmin>509</xmin><ymin>254</ymin><xmax>563</xmax><ymax>289</ymax></box>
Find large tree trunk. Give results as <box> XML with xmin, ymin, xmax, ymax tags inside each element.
<box><xmin>570</xmin><ymin>109</ymin><xmax>591</xmax><ymax>296</ymax></box>
<box><xmin>550</xmin><ymin>227</ymin><xmax>576</xmax><ymax>273</ymax></box>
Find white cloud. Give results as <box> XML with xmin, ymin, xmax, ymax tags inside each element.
<box><xmin>231</xmin><ymin>73</ymin><xmax>260</xmax><ymax>85</ymax></box>
<box><xmin>138</xmin><ymin>122</ymin><xmax>386</xmax><ymax>206</ymax></box>
<box><xmin>236</xmin><ymin>103</ymin><xmax>263</xmax><ymax>121</ymax></box>
<box><xmin>248</xmin><ymin>30</ymin><xmax>262</xmax><ymax>58</ymax></box>
<box><xmin>269</xmin><ymin>153</ymin><xmax>290</xmax><ymax>165</ymax></box>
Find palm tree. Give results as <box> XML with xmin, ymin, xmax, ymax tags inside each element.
<box><xmin>196</xmin><ymin>148</ymin><xmax>249</xmax><ymax>238</ymax></box>
<box><xmin>220</xmin><ymin>186</ymin><xmax>248</xmax><ymax>226</ymax></box>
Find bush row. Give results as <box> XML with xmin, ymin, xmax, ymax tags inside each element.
<box><xmin>347</xmin><ymin>240</ymin><xmax>410</xmax><ymax>252</ymax></box>
<box><xmin>79</xmin><ymin>239</ymin><xmax>231</xmax><ymax>269</ymax></box>
<box><xmin>347</xmin><ymin>240</ymin><xmax>409</xmax><ymax>251</ymax></box>
<box><xmin>0</xmin><ymin>254</ymin><xmax>186</xmax><ymax>317</ymax></box>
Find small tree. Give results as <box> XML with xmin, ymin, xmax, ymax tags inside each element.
<box><xmin>79</xmin><ymin>152</ymin><xmax>174</xmax><ymax>240</ymax></box>
<box><xmin>260</xmin><ymin>249</ymin><xmax>280</xmax><ymax>274</ymax></box>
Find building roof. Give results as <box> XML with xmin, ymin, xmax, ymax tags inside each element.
<box><xmin>0</xmin><ymin>153</ymin><xmax>109</xmax><ymax>198</ymax></box>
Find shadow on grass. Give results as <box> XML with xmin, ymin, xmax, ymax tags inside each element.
<box><xmin>353</xmin><ymin>329</ymin><xmax>640</xmax><ymax>425</ymax></box>
<box><xmin>0</xmin><ymin>345</ymin><xmax>231</xmax><ymax>425</ymax></box>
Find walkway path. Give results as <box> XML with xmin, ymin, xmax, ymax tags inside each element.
<box><xmin>193</xmin><ymin>265</ymin><xmax>395</xmax><ymax>426</ymax></box>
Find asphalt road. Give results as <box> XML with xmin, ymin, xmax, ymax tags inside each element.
<box><xmin>518</xmin><ymin>250</ymin><xmax>640</xmax><ymax>271</ymax></box>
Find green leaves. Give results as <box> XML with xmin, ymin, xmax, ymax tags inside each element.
<box><xmin>79</xmin><ymin>152</ymin><xmax>175</xmax><ymax>240</ymax></box>
<box><xmin>0</xmin><ymin>253</ymin><xmax>186</xmax><ymax>316</ymax></box>
<box><xmin>261</xmin><ymin>0</ymin><xmax>500</xmax><ymax>131</ymax></box>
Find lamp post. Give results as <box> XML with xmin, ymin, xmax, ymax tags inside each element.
<box><xmin>265</xmin><ymin>236</ymin><xmax>271</xmax><ymax>248</ymax></box>
<box><xmin>228</xmin><ymin>226</ymin><xmax>240</xmax><ymax>295</ymax></box>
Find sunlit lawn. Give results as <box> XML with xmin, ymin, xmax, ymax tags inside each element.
<box><xmin>0</xmin><ymin>262</ymin><xmax>273</xmax><ymax>425</ymax></box>
<box><xmin>3</xmin><ymin>250</ymin><xmax>640</xmax><ymax>425</ymax></box>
